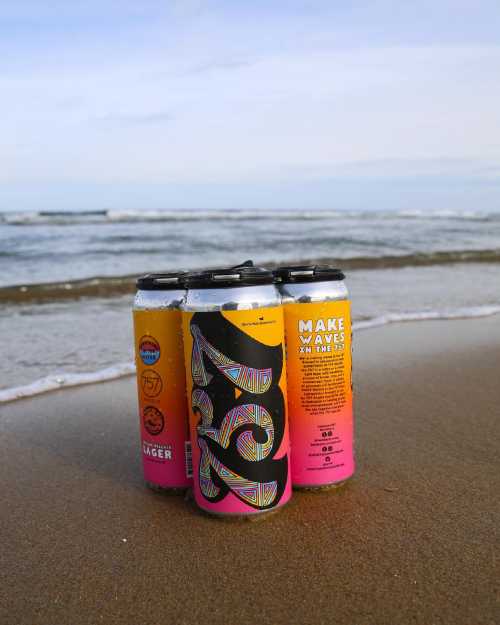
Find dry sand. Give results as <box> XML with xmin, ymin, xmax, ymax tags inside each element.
<box><xmin>1</xmin><ymin>316</ymin><xmax>499</xmax><ymax>625</ymax></box>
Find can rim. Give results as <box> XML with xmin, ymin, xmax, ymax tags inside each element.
<box><xmin>274</xmin><ymin>264</ymin><xmax>345</xmax><ymax>283</ymax></box>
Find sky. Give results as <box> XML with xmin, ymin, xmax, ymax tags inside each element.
<box><xmin>1</xmin><ymin>0</ymin><xmax>499</xmax><ymax>211</ymax></box>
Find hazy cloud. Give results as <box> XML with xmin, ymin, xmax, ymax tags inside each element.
<box><xmin>94</xmin><ymin>111</ymin><xmax>174</xmax><ymax>126</ymax></box>
<box><xmin>182</xmin><ymin>58</ymin><xmax>255</xmax><ymax>76</ymax></box>
<box><xmin>1</xmin><ymin>1</ymin><xmax>500</xmax><ymax>209</ymax></box>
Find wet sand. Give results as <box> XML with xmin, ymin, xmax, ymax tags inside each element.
<box><xmin>1</xmin><ymin>317</ymin><xmax>499</xmax><ymax>625</ymax></box>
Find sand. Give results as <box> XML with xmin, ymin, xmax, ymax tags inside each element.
<box><xmin>1</xmin><ymin>316</ymin><xmax>499</xmax><ymax>625</ymax></box>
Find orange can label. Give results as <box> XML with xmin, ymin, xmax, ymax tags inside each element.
<box><xmin>283</xmin><ymin>299</ymin><xmax>354</xmax><ymax>486</ymax></box>
<box><xmin>182</xmin><ymin>306</ymin><xmax>291</xmax><ymax>515</ymax></box>
<box><xmin>133</xmin><ymin>309</ymin><xmax>191</xmax><ymax>488</ymax></box>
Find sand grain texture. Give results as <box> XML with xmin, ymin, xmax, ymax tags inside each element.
<box><xmin>1</xmin><ymin>317</ymin><xmax>499</xmax><ymax>625</ymax></box>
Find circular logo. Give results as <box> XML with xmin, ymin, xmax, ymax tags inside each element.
<box><xmin>139</xmin><ymin>335</ymin><xmax>160</xmax><ymax>365</ymax></box>
<box><xmin>140</xmin><ymin>369</ymin><xmax>163</xmax><ymax>398</ymax></box>
<box><xmin>143</xmin><ymin>405</ymin><xmax>165</xmax><ymax>436</ymax></box>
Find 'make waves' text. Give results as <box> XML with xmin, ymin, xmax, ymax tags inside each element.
<box><xmin>298</xmin><ymin>317</ymin><xmax>345</xmax><ymax>353</ymax></box>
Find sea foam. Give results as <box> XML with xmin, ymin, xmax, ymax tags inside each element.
<box><xmin>0</xmin><ymin>362</ymin><xmax>135</xmax><ymax>404</ymax></box>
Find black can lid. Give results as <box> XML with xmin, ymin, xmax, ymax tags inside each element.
<box><xmin>274</xmin><ymin>264</ymin><xmax>345</xmax><ymax>283</ymax></box>
<box><xmin>186</xmin><ymin>265</ymin><xmax>275</xmax><ymax>289</ymax></box>
<box><xmin>136</xmin><ymin>272</ymin><xmax>187</xmax><ymax>290</ymax></box>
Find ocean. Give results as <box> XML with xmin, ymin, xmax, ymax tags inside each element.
<box><xmin>1</xmin><ymin>208</ymin><xmax>499</xmax><ymax>401</ymax></box>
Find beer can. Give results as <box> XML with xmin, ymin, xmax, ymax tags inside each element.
<box><xmin>275</xmin><ymin>265</ymin><xmax>354</xmax><ymax>489</ymax></box>
<box><xmin>181</xmin><ymin>266</ymin><xmax>291</xmax><ymax>517</ymax></box>
<box><xmin>133</xmin><ymin>273</ymin><xmax>192</xmax><ymax>491</ymax></box>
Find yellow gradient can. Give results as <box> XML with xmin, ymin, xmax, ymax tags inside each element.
<box><xmin>276</xmin><ymin>265</ymin><xmax>354</xmax><ymax>489</ymax></box>
<box><xmin>133</xmin><ymin>273</ymin><xmax>192</xmax><ymax>491</ymax></box>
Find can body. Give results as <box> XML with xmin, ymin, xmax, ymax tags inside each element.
<box><xmin>182</xmin><ymin>281</ymin><xmax>291</xmax><ymax>516</ymax></box>
<box><xmin>278</xmin><ymin>276</ymin><xmax>354</xmax><ymax>488</ymax></box>
<box><xmin>133</xmin><ymin>287</ymin><xmax>192</xmax><ymax>490</ymax></box>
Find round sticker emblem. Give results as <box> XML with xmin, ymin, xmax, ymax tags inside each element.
<box><xmin>140</xmin><ymin>369</ymin><xmax>163</xmax><ymax>398</ymax></box>
<box><xmin>139</xmin><ymin>335</ymin><xmax>160</xmax><ymax>365</ymax></box>
<box><xmin>143</xmin><ymin>405</ymin><xmax>165</xmax><ymax>436</ymax></box>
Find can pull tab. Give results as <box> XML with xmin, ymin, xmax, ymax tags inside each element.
<box><xmin>154</xmin><ymin>276</ymin><xmax>180</xmax><ymax>285</ymax></box>
<box><xmin>212</xmin><ymin>273</ymin><xmax>241</xmax><ymax>282</ymax></box>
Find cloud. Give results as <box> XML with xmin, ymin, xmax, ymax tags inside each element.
<box><xmin>2</xmin><ymin>43</ymin><xmax>500</xmax><ymax>188</ymax></box>
<box><xmin>284</xmin><ymin>158</ymin><xmax>500</xmax><ymax>181</ymax></box>
<box><xmin>0</xmin><ymin>1</ymin><xmax>500</xmax><ymax>210</ymax></box>
<box><xmin>94</xmin><ymin>111</ymin><xmax>174</xmax><ymax>126</ymax></box>
<box><xmin>182</xmin><ymin>58</ymin><xmax>255</xmax><ymax>76</ymax></box>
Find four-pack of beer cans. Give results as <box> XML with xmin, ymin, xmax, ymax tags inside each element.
<box><xmin>133</xmin><ymin>261</ymin><xmax>354</xmax><ymax>517</ymax></box>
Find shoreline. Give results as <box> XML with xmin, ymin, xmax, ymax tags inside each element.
<box><xmin>2</xmin><ymin>309</ymin><xmax>500</xmax><ymax>404</ymax></box>
<box><xmin>1</xmin><ymin>315</ymin><xmax>498</xmax><ymax>624</ymax></box>
<box><xmin>2</xmin><ymin>249</ymin><xmax>500</xmax><ymax>304</ymax></box>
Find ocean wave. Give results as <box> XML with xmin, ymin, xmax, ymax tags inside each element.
<box><xmin>391</xmin><ymin>209</ymin><xmax>500</xmax><ymax>221</ymax></box>
<box><xmin>0</xmin><ymin>362</ymin><xmax>136</xmax><ymax>403</ymax></box>
<box><xmin>1</xmin><ymin>209</ymin><xmax>341</xmax><ymax>225</ymax></box>
<box><xmin>0</xmin><ymin>275</ymin><xmax>137</xmax><ymax>304</ymax></box>
<box><xmin>351</xmin><ymin>305</ymin><xmax>500</xmax><ymax>330</ymax></box>
<box><xmin>2</xmin><ymin>208</ymin><xmax>500</xmax><ymax>226</ymax></box>
<box><xmin>2</xmin><ymin>248</ymin><xmax>500</xmax><ymax>304</ymax></box>
<box><xmin>1</xmin><ymin>304</ymin><xmax>499</xmax><ymax>403</ymax></box>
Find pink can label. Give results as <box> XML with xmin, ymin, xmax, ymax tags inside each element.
<box><xmin>283</xmin><ymin>300</ymin><xmax>354</xmax><ymax>486</ymax></box>
<box><xmin>183</xmin><ymin>307</ymin><xmax>291</xmax><ymax>515</ymax></box>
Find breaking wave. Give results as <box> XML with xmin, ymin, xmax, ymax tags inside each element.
<box><xmin>2</xmin><ymin>208</ymin><xmax>500</xmax><ymax>226</ymax></box>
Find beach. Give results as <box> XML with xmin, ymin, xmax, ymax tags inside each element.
<box><xmin>1</xmin><ymin>315</ymin><xmax>498</xmax><ymax>625</ymax></box>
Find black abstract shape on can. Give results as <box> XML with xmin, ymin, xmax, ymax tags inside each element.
<box><xmin>190</xmin><ymin>311</ymin><xmax>287</xmax><ymax>509</ymax></box>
